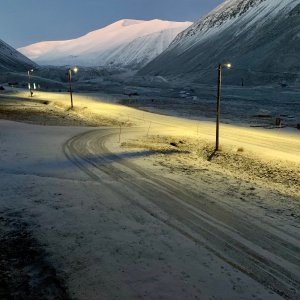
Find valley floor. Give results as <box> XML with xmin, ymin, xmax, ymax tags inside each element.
<box><xmin>0</xmin><ymin>90</ymin><xmax>299</xmax><ymax>299</ymax></box>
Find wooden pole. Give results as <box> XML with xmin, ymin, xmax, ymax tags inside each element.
<box><xmin>215</xmin><ymin>64</ymin><xmax>222</xmax><ymax>151</ymax></box>
<box><xmin>28</xmin><ymin>70</ymin><xmax>33</xmax><ymax>97</ymax></box>
<box><xmin>69</xmin><ymin>69</ymin><xmax>73</xmax><ymax>109</ymax></box>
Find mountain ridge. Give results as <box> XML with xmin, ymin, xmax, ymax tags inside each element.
<box><xmin>18</xmin><ymin>19</ymin><xmax>192</xmax><ymax>68</ymax></box>
<box><xmin>0</xmin><ymin>39</ymin><xmax>37</xmax><ymax>72</ymax></box>
<box><xmin>139</xmin><ymin>0</ymin><xmax>300</xmax><ymax>85</ymax></box>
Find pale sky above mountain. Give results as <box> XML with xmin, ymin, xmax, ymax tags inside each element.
<box><xmin>0</xmin><ymin>0</ymin><xmax>223</xmax><ymax>48</ymax></box>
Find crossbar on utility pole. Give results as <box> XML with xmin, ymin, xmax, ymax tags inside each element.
<box><xmin>215</xmin><ymin>64</ymin><xmax>222</xmax><ymax>152</ymax></box>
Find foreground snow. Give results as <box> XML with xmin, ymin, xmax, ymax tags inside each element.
<box><xmin>0</xmin><ymin>91</ymin><xmax>299</xmax><ymax>299</ymax></box>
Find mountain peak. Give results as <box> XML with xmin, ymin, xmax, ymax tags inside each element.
<box><xmin>18</xmin><ymin>19</ymin><xmax>191</xmax><ymax>68</ymax></box>
<box><xmin>107</xmin><ymin>19</ymin><xmax>145</xmax><ymax>27</ymax></box>
<box><xmin>113</xmin><ymin>19</ymin><xmax>145</xmax><ymax>27</ymax></box>
<box><xmin>139</xmin><ymin>0</ymin><xmax>300</xmax><ymax>85</ymax></box>
<box><xmin>121</xmin><ymin>19</ymin><xmax>144</xmax><ymax>27</ymax></box>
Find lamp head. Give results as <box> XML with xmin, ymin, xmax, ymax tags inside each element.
<box><xmin>223</xmin><ymin>63</ymin><xmax>232</xmax><ymax>69</ymax></box>
<box><xmin>73</xmin><ymin>67</ymin><xmax>78</xmax><ymax>73</ymax></box>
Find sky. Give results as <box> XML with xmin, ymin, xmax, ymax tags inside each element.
<box><xmin>0</xmin><ymin>0</ymin><xmax>223</xmax><ymax>48</ymax></box>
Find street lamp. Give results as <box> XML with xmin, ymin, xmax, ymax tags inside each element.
<box><xmin>27</xmin><ymin>69</ymin><xmax>34</xmax><ymax>97</ymax></box>
<box><xmin>215</xmin><ymin>63</ymin><xmax>231</xmax><ymax>151</ymax></box>
<box><xmin>68</xmin><ymin>67</ymin><xmax>78</xmax><ymax>109</ymax></box>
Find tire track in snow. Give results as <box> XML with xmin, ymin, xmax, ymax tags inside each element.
<box><xmin>63</xmin><ymin>128</ymin><xmax>300</xmax><ymax>300</ymax></box>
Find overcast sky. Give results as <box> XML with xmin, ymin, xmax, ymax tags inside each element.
<box><xmin>1</xmin><ymin>0</ymin><xmax>223</xmax><ymax>48</ymax></box>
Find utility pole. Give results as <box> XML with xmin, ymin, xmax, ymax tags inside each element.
<box><xmin>68</xmin><ymin>67</ymin><xmax>78</xmax><ymax>109</ymax></box>
<box><xmin>215</xmin><ymin>64</ymin><xmax>222</xmax><ymax>151</ymax></box>
<box><xmin>68</xmin><ymin>69</ymin><xmax>73</xmax><ymax>109</ymax></box>
<box><xmin>28</xmin><ymin>69</ymin><xmax>33</xmax><ymax>97</ymax></box>
<box><xmin>215</xmin><ymin>63</ymin><xmax>231</xmax><ymax>152</ymax></box>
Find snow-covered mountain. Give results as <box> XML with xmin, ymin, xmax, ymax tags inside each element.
<box><xmin>18</xmin><ymin>19</ymin><xmax>192</xmax><ymax>69</ymax></box>
<box><xmin>140</xmin><ymin>0</ymin><xmax>300</xmax><ymax>85</ymax></box>
<box><xmin>0</xmin><ymin>39</ymin><xmax>37</xmax><ymax>71</ymax></box>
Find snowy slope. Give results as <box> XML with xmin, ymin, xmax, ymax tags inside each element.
<box><xmin>0</xmin><ymin>39</ymin><xmax>37</xmax><ymax>71</ymax></box>
<box><xmin>140</xmin><ymin>0</ymin><xmax>300</xmax><ymax>85</ymax></box>
<box><xmin>18</xmin><ymin>19</ymin><xmax>192</xmax><ymax>68</ymax></box>
<box><xmin>95</xmin><ymin>28</ymin><xmax>188</xmax><ymax>69</ymax></box>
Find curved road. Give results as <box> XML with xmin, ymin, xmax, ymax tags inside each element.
<box><xmin>63</xmin><ymin>128</ymin><xmax>300</xmax><ymax>300</ymax></box>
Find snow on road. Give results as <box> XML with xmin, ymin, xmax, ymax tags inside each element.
<box><xmin>0</xmin><ymin>91</ymin><xmax>299</xmax><ymax>299</ymax></box>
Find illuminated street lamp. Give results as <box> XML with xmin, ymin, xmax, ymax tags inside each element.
<box><xmin>27</xmin><ymin>69</ymin><xmax>34</xmax><ymax>97</ymax></box>
<box><xmin>68</xmin><ymin>67</ymin><xmax>78</xmax><ymax>109</ymax></box>
<box><xmin>215</xmin><ymin>63</ymin><xmax>231</xmax><ymax>151</ymax></box>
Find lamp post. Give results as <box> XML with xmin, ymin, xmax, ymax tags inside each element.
<box><xmin>215</xmin><ymin>63</ymin><xmax>231</xmax><ymax>152</ymax></box>
<box><xmin>68</xmin><ymin>67</ymin><xmax>78</xmax><ymax>109</ymax></box>
<box><xmin>27</xmin><ymin>69</ymin><xmax>34</xmax><ymax>97</ymax></box>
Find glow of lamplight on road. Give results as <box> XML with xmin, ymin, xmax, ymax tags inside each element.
<box><xmin>10</xmin><ymin>90</ymin><xmax>300</xmax><ymax>164</ymax></box>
